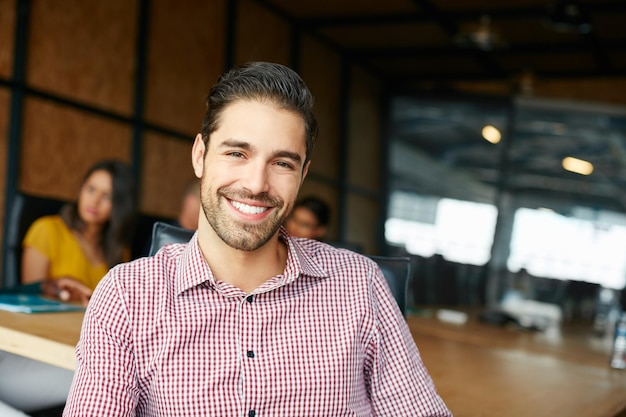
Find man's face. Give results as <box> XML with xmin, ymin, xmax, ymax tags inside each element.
<box><xmin>192</xmin><ymin>100</ymin><xmax>309</xmax><ymax>251</ymax></box>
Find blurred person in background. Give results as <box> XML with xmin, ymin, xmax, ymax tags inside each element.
<box><xmin>174</xmin><ymin>178</ymin><xmax>201</xmax><ymax>230</ymax></box>
<box><xmin>284</xmin><ymin>195</ymin><xmax>330</xmax><ymax>240</ymax></box>
<box><xmin>0</xmin><ymin>159</ymin><xmax>137</xmax><ymax>415</ymax></box>
<box><xmin>21</xmin><ymin>159</ymin><xmax>137</xmax><ymax>304</ymax></box>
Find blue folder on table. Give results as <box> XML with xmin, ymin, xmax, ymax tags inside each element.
<box><xmin>0</xmin><ymin>294</ymin><xmax>85</xmax><ymax>313</ymax></box>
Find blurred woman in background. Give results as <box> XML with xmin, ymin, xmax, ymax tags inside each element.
<box><xmin>22</xmin><ymin>159</ymin><xmax>137</xmax><ymax>305</ymax></box>
<box><xmin>0</xmin><ymin>159</ymin><xmax>137</xmax><ymax>415</ymax></box>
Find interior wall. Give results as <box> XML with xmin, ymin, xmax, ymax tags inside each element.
<box><xmin>140</xmin><ymin>0</ymin><xmax>224</xmax><ymax>217</ymax></box>
<box><xmin>346</xmin><ymin>66</ymin><xmax>383</xmax><ymax>254</ymax></box>
<box><xmin>0</xmin><ymin>0</ymin><xmax>16</xmax><ymax>258</ymax></box>
<box><xmin>5</xmin><ymin>0</ymin><xmax>619</xmax><ymax>274</ymax></box>
<box><xmin>0</xmin><ymin>0</ymin><xmax>386</xmax><ymax>277</ymax></box>
<box><xmin>452</xmin><ymin>77</ymin><xmax>626</xmax><ymax>107</ymax></box>
<box><xmin>0</xmin><ymin>0</ymin><xmax>15</xmax><ymax>79</ymax></box>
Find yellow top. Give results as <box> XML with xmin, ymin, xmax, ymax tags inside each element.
<box><xmin>22</xmin><ymin>215</ymin><xmax>109</xmax><ymax>290</ymax></box>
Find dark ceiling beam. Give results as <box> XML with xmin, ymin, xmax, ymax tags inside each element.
<box><xmin>388</xmin><ymin>67</ymin><xmax>626</xmax><ymax>83</ymax></box>
<box><xmin>347</xmin><ymin>39</ymin><xmax>626</xmax><ymax>59</ymax></box>
<box><xmin>410</xmin><ymin>0</ymin><xmax>459</xmax><ymax>35</ymax></box>
<box><xmin>409</xmin><ymin>0</ymin><xmax>507</xmax><ymax>80</ymax></box>
<box><xmin>301</xmin><ymin>1</ymin><xmax>626</xmax><ymax>28</ymax></box>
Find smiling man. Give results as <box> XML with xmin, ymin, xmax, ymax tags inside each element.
<box><xmin>64</xmin><ymin>62</ymin><xmax>451</xmax><ymax>417</ymax></box>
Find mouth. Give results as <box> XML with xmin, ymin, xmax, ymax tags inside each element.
<box><xmin>230</xmin><ymin>200</ymin><xmax>270</xmax><ymax>215</ymax></box>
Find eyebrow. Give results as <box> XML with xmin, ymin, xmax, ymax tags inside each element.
<box><xmin>220</xmin><ymin>139</ymin><xmax>303</xmax><ymax>165</ymax></box>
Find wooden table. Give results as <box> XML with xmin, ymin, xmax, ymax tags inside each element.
<box><xmin>1</xmin><ymin>307</ymin><xmax>625</xmax><ymax>416</ymax></box>
<box><xmin>409</xmin><ymin>308</ymin><xmax>626</xmax><ymax>417</ymax></box>
<box><xmin>0</xmin><ymin>309</ymin><xmax>83</xmax><ymax>370</ymax></box>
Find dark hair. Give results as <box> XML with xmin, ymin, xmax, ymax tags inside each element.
<box><xmin>61</xmin><ymin>160</ymin><xmax>137</xmax><ymax>267</ymax></box>
<box><xmin>294</xmin><ymin>196</ymin><xmax>330</xmax><ymax>227</ymax></box>
<box><xmin>201</xmin><ymin>61</ymin><xmax>318</xmax><ymax>165</ymax></box>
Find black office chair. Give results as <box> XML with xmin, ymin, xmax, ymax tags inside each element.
<box><xmin>1</xmin><ymin>193</ymin><xmax>67</xmax><ymax>290</ymax></box>
<box><xmin>148</xmin><ymin>221</ymin><xmax>195</xmax><ymax>256</ymax></box>
<box><xmin>366</xmin><ymin>255</ymin><xmax>411</xmax><ymax>316</ymax></box>
<box><xmin>148</xmin><ymin>222</ymin><xmax>411</xmax><ymax>315</ymax></box>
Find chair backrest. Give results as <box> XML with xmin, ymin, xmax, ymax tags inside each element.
<box><xmin>148</xmin><ymin>222</ymin><xmax>410</xmax><ymax>316</ymax></box>
<box><xmin>1</xmin><ymin>193</ymin><xmax>67</xmax><ymax>289</ymax></box>
<box><xmin>367</xmin><ymin>255</ymin><xmax>411</xmax><ymax>317</ymax></box>
<box><xmin>148</xmin><ymin>221</ymin><xmax>195</xmax><ymax>256</ymax></box>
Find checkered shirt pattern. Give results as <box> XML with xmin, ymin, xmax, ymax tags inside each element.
<box><xmin>64</xmin><ymin>230</ymin><xmax>451</xmax><ymax>417</ymax></box>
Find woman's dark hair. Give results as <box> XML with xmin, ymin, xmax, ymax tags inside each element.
<box><xmin>201</xmin><ymin>61</ymin><xmax>318</xmax><ymax>166</ymax></box>
<box><xmin>61</xmin><ymin>160</ymin><xmax>137</xmax><ymax>267</ymax></box>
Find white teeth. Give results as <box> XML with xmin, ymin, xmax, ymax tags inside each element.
<box><xmin>231</xmin><ymin>200</ymin><xmax>268</xmax><ymax>215</ymax></box>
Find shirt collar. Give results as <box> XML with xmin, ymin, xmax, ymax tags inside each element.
<box><xmin>175</xmin><ymin>227</ymin><xmax>329</xmax><ymax>295</ymax></box>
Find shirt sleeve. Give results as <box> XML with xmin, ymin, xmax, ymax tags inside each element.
<box><xmin>23</xmin><ymin>216</ymin><xmax>58</xmax><ymax>260</ymax></box>
<box><xmin>364</xmin><ymin>265</ymin><xmax>453</xmax><ymax>417</ymax></box>
<box><xmin>64</xmin><ymin>269</ymin><xmax>139</xmax><ymax>417</ymax></box>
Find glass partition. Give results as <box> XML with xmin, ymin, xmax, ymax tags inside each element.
<box><xmin>386</xmin><ymin>94</ymin><xmax>626</xmax><ymax>318</ymax></box>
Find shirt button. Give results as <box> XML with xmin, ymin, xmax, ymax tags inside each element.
<box><xmin>246</xmin><ymin>350</ymin><xmax>255</xmax><ymax>358</ymax></box>
<box><xmin>246</xmin><ymin>295</ymin><xmax>254</xmax><ymax>303</ymax></box>
<box><xmin>248</xmin><ymin>410</ymin><xmax>256</xmax><ymax>417</ymax></box>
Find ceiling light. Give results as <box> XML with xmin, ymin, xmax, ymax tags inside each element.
<box><xmin>455</xmin><ymin>15</ymin><xmax>507</xmax><ymax>51</ymax></box>
<box><xmin>562</xmin><ymin>156</ymin><xmax>593</xmax><ymax>175</ymax></box>
<box><xmin>482</xmin><ymin>125</ymin><xmax>501</xmax><ymax>144</ymax></box>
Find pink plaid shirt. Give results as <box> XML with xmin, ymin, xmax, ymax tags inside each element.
<box><xmin>64</xmin><ymin>230</ymin><xmax>451</xmax><ymax>417</ymax></box>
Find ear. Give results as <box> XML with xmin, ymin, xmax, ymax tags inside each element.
<box><xmin>300</xmin><ymin>160</ymin><xmax>311</xmax><ymax>186</ymax></box>
<box><xmin>191</xmin><ymin>134</ymin><xmax>206</xmax><ymax>178</ymax></box>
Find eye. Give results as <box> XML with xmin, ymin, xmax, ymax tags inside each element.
<box><xmin>227</xmin><ymin>151</ymin><xmax>245</xmax><ymax>158</ymax></box>
<box><xmin>275</xmin><ymin>160</ymin><xmax>295</xmax><ymax>169</ymax></box>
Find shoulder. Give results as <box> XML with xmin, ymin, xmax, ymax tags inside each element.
<box><xmin>24</xmin><ymin>215</ymin><xmax>70</xmax><ymax>241</ymax></box>
<box><xmin>298</xmin><ymin>237</ymin><xmax>376</xmax><ymax>266</ymax></box>
<box><xmin>109</xmin><ymin>243</ymin><xmax>186</xmax><ymax>283</ymax></box>
<box><xmin>30</xmin><ymin>215</ymin><xmax>66</xmax><ymax>230</ymax></box>
<box><xmin>291</xmin><ymin>237</ymin><xmax>381</xmax><ymax>285</ymax></box>
<box><xmin>97</xmin><ymin>242</ymin><xmax>187</xmax><ymax>303</ymax></box>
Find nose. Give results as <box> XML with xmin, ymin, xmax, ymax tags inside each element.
<box><xmin>242</xmin><ymin>163</ymin><xmax>270</xmax><ymax>195</ymax></box>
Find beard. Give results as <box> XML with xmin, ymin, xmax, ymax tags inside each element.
<box><xmin>201</xmin><ymin>185</ymin><xmax>290</xmax><ymax>251</ymax></box>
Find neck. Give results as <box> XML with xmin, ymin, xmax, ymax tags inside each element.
<box><xmin>197</xmin><ymin>221</ymin><xmax>287</xmax><ymax>294</ymax></box>
<box><xmin>80</xmin><ymin>223</ymin><xmax>103</xmax><ymax>244</ymax></box>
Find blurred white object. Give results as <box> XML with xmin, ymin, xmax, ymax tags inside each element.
<box><xmin>501</xmin><ymin>298</ymin><xmax>563</xmax><ymax>330</ymax></box>
<box><xmin>0</xmin><ymin>400</ymin><xmax>30</xmax><ymax>416</ymax></box>
<box><xmin>436</xmin><ymin>308</ymin><xmax>469</xmax><ymax>325</ymax></box>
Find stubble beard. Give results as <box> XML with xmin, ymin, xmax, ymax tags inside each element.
<box><xmin>201</xmin><ymin>185</ymin><xmax>289</xmax><ymax>251</ymax></box>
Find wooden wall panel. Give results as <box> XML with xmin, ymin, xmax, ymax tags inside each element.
<box><xmin>235</xmin><ymin>0</ymin><xmax>290</xmax><ymax>66</ymax></box>
<box><xmin>0</xmin><ymin>0</ymin><xmax>15</xmax><ymax>78</ymax></box>
<box><xmin>347</xmin><ymin>66</ymin><xmax>381</xmax><ymax>191</ymax></box>
<box><xmin>26</xmin><ymin>0</ymin><xmax>137</xmax><ymax>115</ymax></box>
<box><xmin>300</xmin><ymin>35</ymin><xmax>341</xmax><ymax>178</ymax></box>
<box><xmin>19</xmin><ymin>99</ymin><xmax>132</xmax><ymax>200</ymax></box>
<box><xmin>140</xmin><ymin>132</ymin><xmax>196</xmax><ymax>217</ymax></box>
<box><xmin>345</xmin><ymin>193</ymin><xmax>379</xmax><ymax>255</ymax></box>
<box><xmin>144</xmin><ymin>0</ymin><xmax>225</xmax><ymax>135</ymax></box>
